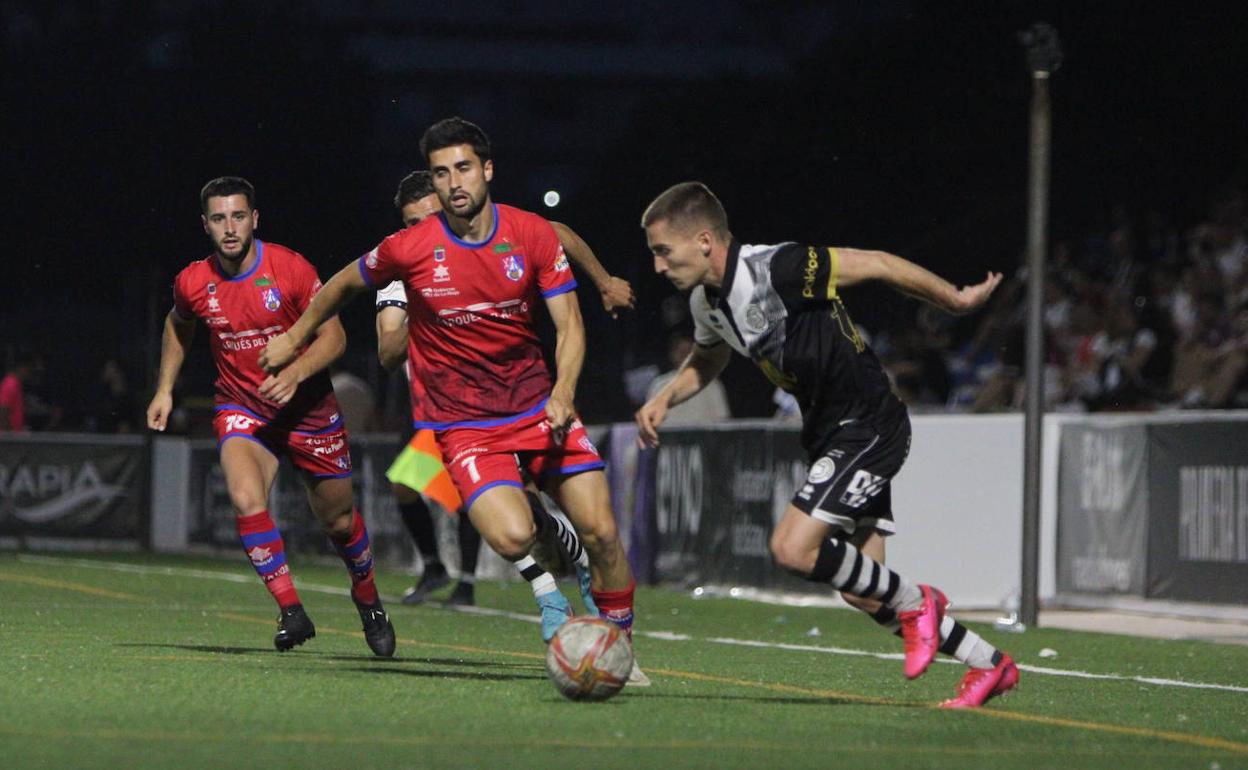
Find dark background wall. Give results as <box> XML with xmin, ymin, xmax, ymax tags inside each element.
<box><xmin>2</xmin><ymin>1</ymin><xmax>1245</xmax><ymax>426</ymax></box>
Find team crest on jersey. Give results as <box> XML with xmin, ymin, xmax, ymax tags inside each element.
<box><xmin>502</xmin><ymin>254</ymin><xmax>525</xmax><ymax>281</ymax></box>
<box><xmin>206</xmin><ymin>282</ymin><xmax>216</xmax><ymax>295</ymax></box>
<box><xmin>434</xmin><ymin>246</ymin><xmax>446</xmax><ymax>262</ymax></box>
<box><xmin>744</xmin><ymin>304</ymin><xmax>767</xmax><ymax>333</ymax></box>
<box><xmin>261</xmin><ymin>287</ymin><xmax>281</xmax><ymax>311</ymax></box>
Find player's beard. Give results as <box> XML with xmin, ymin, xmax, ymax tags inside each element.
<box><xmin>216</xmin><ymin>233</ymin><xmax>253</xmax><ymax>264</ymax></box>
<box><xmin>449</xmin><ymin>189</ymin><xmax>487</xmax><ymax>220</ymax></box>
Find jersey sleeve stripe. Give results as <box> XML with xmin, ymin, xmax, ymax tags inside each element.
<box><xmin>540</xmin><ymin>279</ymin><xmax>578</xmax><ymax>299</ymax></box>
<box><xmin>826</xmin><ymin>247</ymin><xmax>840</xmax><ymax>299</ymax></box>
<box><xmin>357</xmin><ymin>257</ymin><xmax>380</xmax><ymax>289</ymax></box>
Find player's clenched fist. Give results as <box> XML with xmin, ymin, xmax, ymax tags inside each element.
<box><xmin>259</xmin><ymin>333</ymin><xmax>297</xmax><ymax>373</ymax></box>
<box><xmin>146</xmin><ymin>391</ymin><xmax>173</xmax><ymax>432</ymax></box>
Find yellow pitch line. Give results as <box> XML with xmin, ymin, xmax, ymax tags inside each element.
<box><xmin>214</xmin><ymin>611</ymin><xmax>1248</xmax><ymax>755</ymax></box>
<box><xmin>0</xmin><ymin>571</ymin><xmax>148</xmax><ymax>602</ymax></box>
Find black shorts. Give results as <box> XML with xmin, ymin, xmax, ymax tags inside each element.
<box><xmin>791</xmin><ymin>416</ymin><xmax>911</xmax><ymax>536</ymax></box>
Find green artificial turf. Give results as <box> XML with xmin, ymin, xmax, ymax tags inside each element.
<box><xmin>1</xmin><ymin>551</ymin><xmax>1245</xmax><ymax>769</ymax></box>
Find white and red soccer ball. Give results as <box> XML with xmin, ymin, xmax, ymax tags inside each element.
<box><xmin>545</xmin><ymin>617</ymin><xmax>633</xmax><ymax>701</ymax></box>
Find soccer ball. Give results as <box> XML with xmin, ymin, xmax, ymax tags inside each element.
<box><xmin>545</xmin><ymin>617</ymin><xmax>634</xmax><ymax>701</ymax></box>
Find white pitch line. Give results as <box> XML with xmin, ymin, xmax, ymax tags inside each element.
<box><xmin>15</xmin><ymin>554</ymin><xmax>1248</xmax><ymax>695</ymax></box>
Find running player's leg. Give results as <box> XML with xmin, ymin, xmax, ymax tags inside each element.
<box><xmin>524</xmin><ymin>485</ymin><xmax>597</xmax><ymax>615</ymax></box>
<box><xmin>546</xmin><ymin>471</ymin><xmax>631</xmax><ymax>632</ymax></box>
<box><xmin>450</xmin><ymin>509</ymin><xmax>481</xmax><ymax>605</ymax></box>
<box><xmin>220</xmin><ymin>436</ymin><xmax>292</xmax><ymax>603</ymax></box>
<box><xmin>393</xmin><ymin>481</ymin><xmax>450</xmax><ymax>603</ymax></box>
<box><xmin>304</xmin><ymin>473</ymin><xmax>396</xmax><ymax>657</ymax></box>
<box><xmin>219</xmin><ymin>434</ymin><xmax>314</xmax><ymax>650</ymax></box>
<box><xmin>293</xmin><ymin>427</ymin><xmax>395</xmax><ymax>657</ymax></box>
<box><xmin>466</xmin><ymin>483</ymin><xmax>572</xmax><ymax>640</ymax></box>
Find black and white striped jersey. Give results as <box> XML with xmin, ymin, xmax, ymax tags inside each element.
<box><xmin>691</xmin><ymin>240</ymin><xmax>906</xmax><ymax>455</ymax></box>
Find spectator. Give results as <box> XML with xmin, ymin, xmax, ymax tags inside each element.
<box><xmin>0</xmin><ymin>352</ymin><xmax>41</xmax><ymax>432</ymax></box>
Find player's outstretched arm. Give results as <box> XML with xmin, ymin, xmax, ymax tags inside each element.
<box><xmin>259</xmin><ymin>317</ymin><xmax>347</xmax><ymax>405</ymax></box>
<box><xmin>260</xmin><ymin>260</ymin><xmax>367</xmax><ymax>373</ymax></box>
<box><xmin>147</xmin><ymin>312</ymin><xmax>196</xmax><ymax>431</ymax></box>
<box><xmin>543</xmin><ymin>290</ymin><xmax>586</xmax><ymax>434</ymax></box>
<box><xmin>836</xmin><ymin>248</ymin><xmax>1003</xmax><ymax>315</ymax></box>
<box><xmin>551</xmin><ymin>221</ymin><xmax>636</xmax><ymax>317</ymax></box>
<box><xmin>635</xmin><ymin>342</ymin><xmax>731</xmax><ymax>448</ymax></box>
<box><xmin>376</xmin><ymin>305</ymin><xmax>409</xmax><ymax>370</ymax></box>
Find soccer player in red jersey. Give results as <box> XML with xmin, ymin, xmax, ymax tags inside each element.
<box><xmin>263</xmin><ymin>119</ymin><xmax>649</xmax><ymax>684</ymax></box>
<box><xmin>146</xmin><ymin>177</ymin><xmax>396</xmax><ymax>656</ymax></box>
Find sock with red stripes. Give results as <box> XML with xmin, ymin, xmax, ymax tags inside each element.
<box><xmin>591</xmin><ymin>579</ymin><xmax>636</xmax><ymax>640</ymax></box>
<box><xmin>329</xmin><ymin>509</ymin><xmax>379</xmax><ymax>605</ymax></box>
<box><xmin>236</xmin><ymin>510</ymin><xmax>300</xmax><ymax>608</ymax></box>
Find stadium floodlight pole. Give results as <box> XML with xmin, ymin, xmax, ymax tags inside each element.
<box><xmin>1018</xmin><ymin>23</ymin><xmax>1062</xmax><ymax>630</ymax></box>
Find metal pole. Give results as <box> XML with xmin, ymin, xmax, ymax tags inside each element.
<box><xmin>1019</xmin><ymin>24</ymin><xmax>1061</xmax><ymax>629</ymax></box>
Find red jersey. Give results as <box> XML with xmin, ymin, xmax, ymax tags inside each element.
<box><xmin>359</xmin><ymin>203</ymin><xmax>576</xmax><ymax>429</ymax></box>
<box><xmin>172</xmin><ymin>240</ymin><xmax>341</xmax><ymax>432</ymax></box>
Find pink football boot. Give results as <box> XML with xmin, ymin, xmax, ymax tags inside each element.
<box><xmin>940</xmin><ymin>654</ymin><xmax>1020</xmax><ymax>709</ymax></box>
<box><xmin>898</xmin><ymin>585</ymin><xmax>947</xmax><ymax>679</ymax></box>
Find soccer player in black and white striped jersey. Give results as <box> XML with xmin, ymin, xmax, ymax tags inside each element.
<box><xmin>637</xmin><ymin>182</ymin><xmax>1017</xmax><ymax>708</ymax></box>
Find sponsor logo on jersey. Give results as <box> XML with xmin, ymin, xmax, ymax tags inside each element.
<box><xmin>433</xmin><ymin>264</ymin><xmax>451</xmax><ymax>282</ymax></box>
<box><xmin>420</xmin><ymin>286</ymin><xmax>460</xmax><ymax>298</ymax></box>
<box><xmin>434</xmin><ymin>246</ymin><xmax>446</xmax><ymax>262</ymax></box>
<box><xmin>493</xmin><ymin>242</ymin><xmax>512</xmax><ymax>254</ymax></box>
<box><xmin>207</xmin><ymin>297</ymin><xmax>221</xmax><ymax>312</ymax></box>
<box><xmin>503</xmin><ymin>254</ymin><xmax>525</xmax><ymax>281</ymax></box>
<box><xmin>807</xmin><ymin>457</ymin><xmax>836</xmax><ymax>484</ymax></box>
<box><xmin>206</xmin><ymin>282</ymin><xmax>217</xmax><ymax>294</ymax></box>
<box><xmin>207</xmin><ymin>316</ymin><xmax>229</xmax><ymax>327</ymax></box>
<box><xmin>261</xmin><ymin>287</ymin><xmax>281</xmax><ymax>311</ymax></box>
<box><xmin>554</xmin><ymin>246</ymin><xmax>569</xmax><ymax>272</ymax></box>
<box><xmin>802</xmin><ymin>246</ymin><xmax>820</xmax><ymax>298</ymax></box>
<box><xmin>255</xmin><ymin>276</ymin><xmax>272</xmax><ymax>286</ymax></box>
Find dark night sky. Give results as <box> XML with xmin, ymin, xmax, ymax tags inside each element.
<box><xmin>2</xmin><ymin>1</ymin><xmax>1246</xmax><ymax>425</ymax></box>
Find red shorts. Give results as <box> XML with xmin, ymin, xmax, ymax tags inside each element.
<box><xmin>213</xmin><ymin>407</ymin><xmax>353</xmax><ymax>478</ymax></box>
<box><xmin>437</xmin><ymin>409</ymin><xmax>604</xmax><ymax>509</ymax></box>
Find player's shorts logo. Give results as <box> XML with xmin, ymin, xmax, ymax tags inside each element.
<box><xmin>807</xmin><ymin>457</ymin><xmax>836</xmax><ymax>484</ymax></box>
<box><xmin>503</xmin><ymin>254</ymin><xmax>525</xmax><ymax>281</ymax></box>
<box><xmin>261</xmin><ymin>287</ymin><xmax>281</xmax><ymax>311</ymax></box>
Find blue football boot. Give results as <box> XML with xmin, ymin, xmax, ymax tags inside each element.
<box><xmin>576</xmin><ymin>563</ymin><xmax>599</xmax><ymax>617</ymax></box>
<box><xmin>537</xmin><ymin>590</ymin><xmax>573</xmax><ymax>643</ymax></box>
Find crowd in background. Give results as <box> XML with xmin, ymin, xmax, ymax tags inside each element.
<box><xmin>5</xmin><ymin>187</ymin><xmax>1248</xmax><ymax>435</ymax></box>
<box><xmin>875</xmin><ymin>188</ymin><xmax>1248</xmax><ymax>414</ymax></box>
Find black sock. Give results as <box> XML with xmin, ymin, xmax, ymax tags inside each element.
<box><xmin>457</xmin><ymin>509</ymin><xmax>481</xmax><ymax>577</ymax></box>
<box><xmin>398</xmin><ymin>497</ymin><xmax>441</xmax><ymax>569</ymax></box>
<box><xmin>525</xmin><ymin>490</ymin><xmax>588</xmax><ymax>567</ymax></box>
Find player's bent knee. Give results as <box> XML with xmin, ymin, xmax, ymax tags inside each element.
<box><xmin>488</xmin><ymin>523</ymin><xmax>538</xmax><ymax>562</ymax></box>
<box><xmin>576</xmin><ymin>517</ymin><xmax>620</xmax><ymax>558</ymax></box>
<box><xmin>319</xmin><ymin>509</ymin><xmax>354</xmax><ymax>540</ymax></box>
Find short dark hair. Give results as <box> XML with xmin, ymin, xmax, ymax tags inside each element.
<box><xmin>641</xmin><ymin>181</ymin><xmax>730</xmax><ymax>240</ymax></box>
<box><xmin>200</xmin><ymin>176</ymin><xmax>256</xmax><ymax>213</ymax></box>
<box><xmin>393</xmin><ymin>170</ymin><xmax>435</xmax><ymax>209</ymax></box>
<box><xmin>420</xmin><ymin>117</ymin><xmax>491</xmax><ymax>164</ymax></box>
